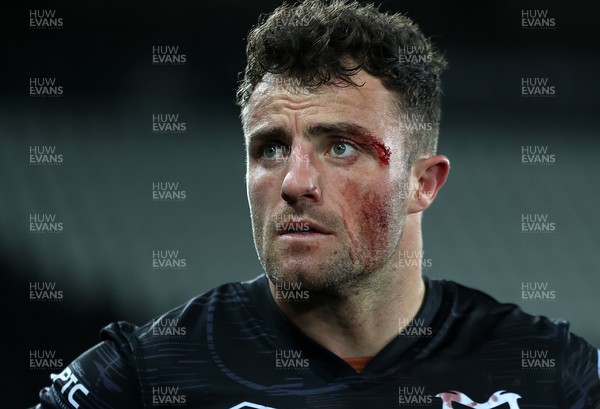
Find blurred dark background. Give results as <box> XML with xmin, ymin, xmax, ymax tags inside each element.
<box><xmin>1</xmin><ymin>0</ymin><xmax>599</xmax><ymax>406</ymax></box>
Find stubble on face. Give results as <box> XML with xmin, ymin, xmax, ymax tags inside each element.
<box><xmin>245</xmin><ymin>73</ymin><xmax>411</xmax><ymax>296</ymax></box>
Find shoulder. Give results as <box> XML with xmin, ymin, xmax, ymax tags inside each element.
<box><xmin>102</xmin><ymin>275</ymin><xmax>267</xmax><ymax>347</ymax></box>
<box><xmin>436</xmin><ymin>279</ymin><xmax>567</xmax><ymax>339</ymax></box>
<box><xmin>33</xmin><ymin>276</ymin><xmax>268</xmax><ymax>408</ymax></box>
<box><xmin>432</xmin><ymin>279</ymin><xmax>600</xmax><ymax>405</ymax></box>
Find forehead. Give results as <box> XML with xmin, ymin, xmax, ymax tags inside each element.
<box><xmin>242</xmin><ymin>71</ymin><xmax>398</xmax><ymax>135</ymax></box>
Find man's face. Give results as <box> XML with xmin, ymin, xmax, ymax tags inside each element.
<box><xmin>243</xmin><ymin>71</ymin><xmax>412</xmax><ymax>292</ymax></box>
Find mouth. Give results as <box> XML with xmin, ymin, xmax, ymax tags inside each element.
<box><xmin>276</xmin><ymin>219</ymin><xmax>332</xmax><ymax>236</ymax></box>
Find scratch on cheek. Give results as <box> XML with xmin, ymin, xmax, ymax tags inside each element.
<box><xmin>364</xmin><ymin>135</ymin><xmax>391</xmax><ymax>165</ymax></box>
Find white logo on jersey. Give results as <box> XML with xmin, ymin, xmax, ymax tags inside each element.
<box><xmin>229</xmin><ymin>402</ymin><xmax>278</xmax><ymax>409</ymax></box>
<box><xmin>436</xmin><ymin>390</ymin><xmax>521</xmax><ymax>408</ymax></box>
<box><xmin>597</xmin><ymin>350</ymin><xmax>600</xmax><ymax>380</ymax></box>
<box><xmin>50</xmin><ymin>367</ymin><xmax>90</xmax><ymax>408</ymax></box>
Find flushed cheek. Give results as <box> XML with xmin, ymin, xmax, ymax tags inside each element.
<box><xmin>341</xmin><ymin>180</ymin><xmax>395</xmax><ymax>270</ymax></box>
<box><xmin>359</xmin><ymin>190</ymin><xmax>395</xmax><ymax>268</ymax></box>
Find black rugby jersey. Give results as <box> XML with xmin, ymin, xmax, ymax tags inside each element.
<box><xmin>31</xmin><ymin>275</ymin><xmax>600</xmax><ymax>409</ymax></box>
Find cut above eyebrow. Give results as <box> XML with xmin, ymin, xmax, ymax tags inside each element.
<box><xmin>247</xmin><ymin>122</ymin><xmax>375</xmax><ymax>144</ymax></box>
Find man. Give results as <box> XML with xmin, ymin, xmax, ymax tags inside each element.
<box><xmin>31</xmin><ymin>1</ymin><xmax>599</xmax><ymax>408</ymax></box>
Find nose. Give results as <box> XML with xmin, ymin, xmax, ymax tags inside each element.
<box><xmin>281</xmin><ymin>145</ymin><xmax>321</xmax><ymax>205</ymax></box>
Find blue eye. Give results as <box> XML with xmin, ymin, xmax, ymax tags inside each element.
<box><xmin>330</xmin><ymin>142</ymin><xmax>356</xmax><ymax>157</ymax></box>
<box><xmin>262</xmin><ymin>144</ymin><xmax>288</xmax><ymax>160</ymax></box>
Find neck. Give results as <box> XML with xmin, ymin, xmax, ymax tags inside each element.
<box><xmin>269</xmin><ymin>213</ymin><xmax>425</xmax><ymax>359</ymax></box>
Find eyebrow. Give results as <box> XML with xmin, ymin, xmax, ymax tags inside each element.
<box><xmin>307</xmin><ymin>122</ymin><xmax>375</xmax><ymax>140</ymax></box>
<box><xmin>246</xmin><ymin>122</ymin><xmax>376</xmax><ymax>144</ymax></box>
<box><xmin>245</xmin><ymin>127</ymin><xmax>288</xmax><ymax>144</ymax></box>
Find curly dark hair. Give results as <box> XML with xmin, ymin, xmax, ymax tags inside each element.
<box><xmin>237</xmin><ymin>0</ymin><xmax>447</xmax><ymax>163</ymax></box>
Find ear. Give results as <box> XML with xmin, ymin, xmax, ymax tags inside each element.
<box><xmin>406</xmin><ymin>155</ymin><xmax>450</xmax><ymax>214</ymax></box>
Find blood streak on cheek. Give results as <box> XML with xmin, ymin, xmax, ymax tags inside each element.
<box><xmin>363</xmin><ymin>134</ymin><xmax>391</xmax><ymax>165</ymax></box>
<box><xmin>361</xmin><ymin>190</ymin><xmax>390</xmax><ymax>233</ymax></box>
<box><xmin>358</xmin><ymin>190</ymin><xmax>390</xmax><ymax>261</ymax></box>
<box><xmin>342</xmin><ymin>180</ymin><xmax>392</xmax><ymax>270</ymax></box>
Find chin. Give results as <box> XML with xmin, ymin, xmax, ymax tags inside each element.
<box><xmin>265</xmin><ymin>259</ymin><xmax>363</xmax><ymax>295</ymax></box>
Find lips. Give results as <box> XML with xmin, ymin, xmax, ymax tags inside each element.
<box><xmin>276</xmin><ymin>219</ymin><xmax>332</xmax><ymax>235</ymax></box>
